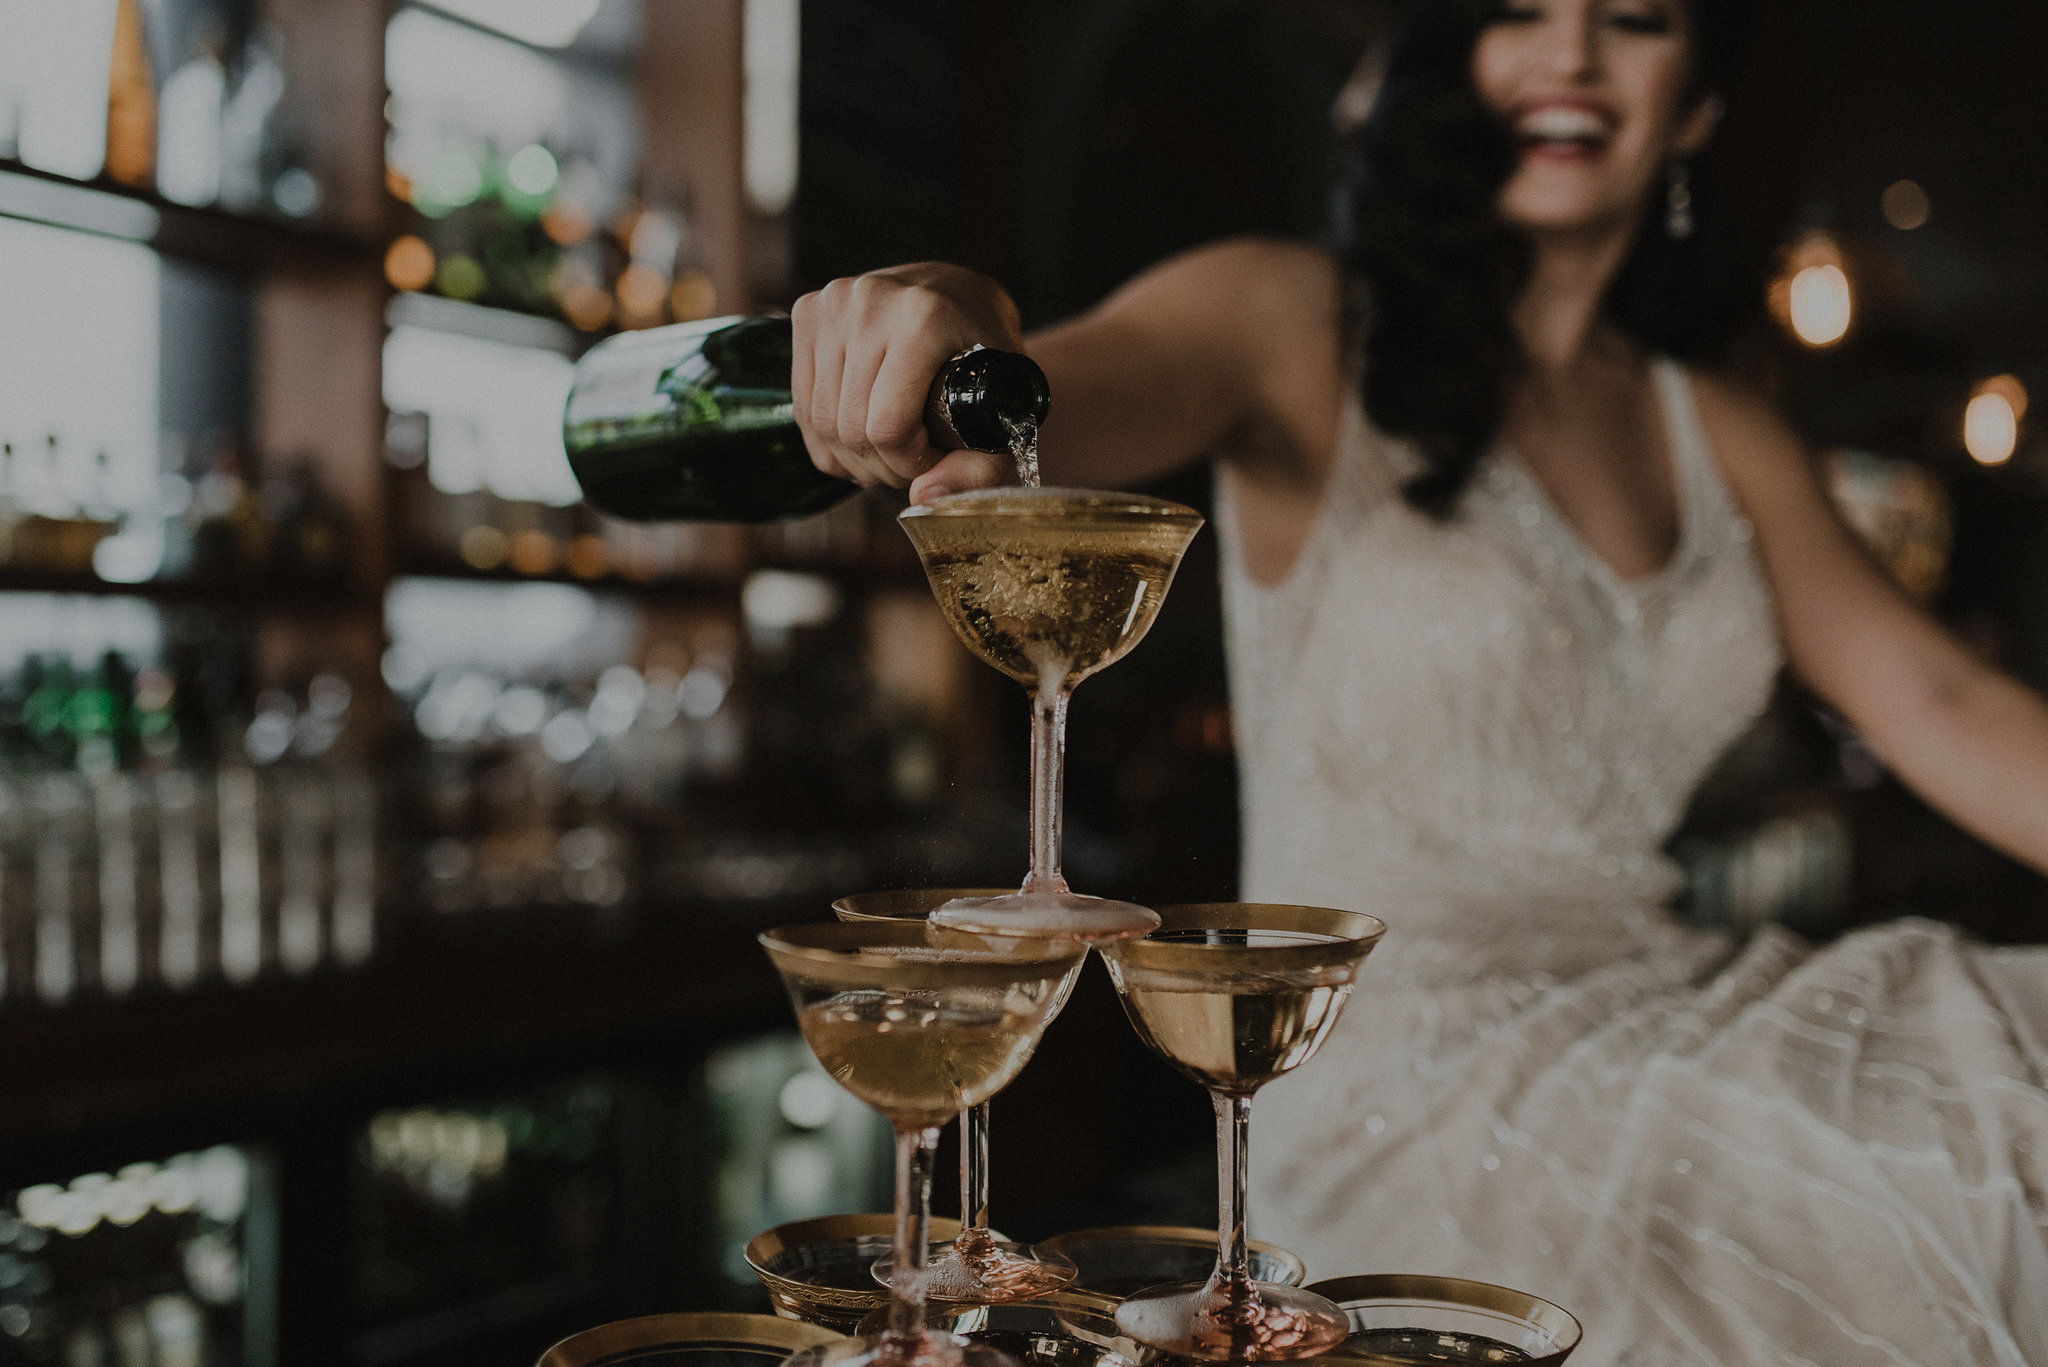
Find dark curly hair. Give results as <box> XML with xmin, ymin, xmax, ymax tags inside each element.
<box><xmin>1341</xmin><ymin>0</ymin><xmax>1761</xmax><ymax>519</ymax></box>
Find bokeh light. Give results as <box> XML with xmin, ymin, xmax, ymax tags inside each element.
<box><xmin>460</xmin><ymin>525</ymin><xmax>510</xmax><ymax>570</ymax></box>
<box><xmin>616</xmin><ymin>263</ymin><xmax>670</xmax><ymax>328</ymax></box>
<box><xmin>505</xmin><ymin>144</ymin><xmax>560</xmax><ymax>199</ymax></box>
<box><xmin>1881</xmin><ymin>179</ymin><xmax>1930</xmax><ymax>230</ymax></box>
<box><xmin>670</xmin><ymin>270</ymin><xmax>718</xmax><ymax>322</ymax></box>
<box><xmin>566</xmin><ymin>535</ymin><xmax>609</xmax><ymax>579</ymax></box>
<box><xmin>1770</xmin><ymin>233</ymin><xmax>1855</xmax><ymax>349</ymax></box>
<box><xmin>1965</xmin><ymin>375</ymin><xmax>2027</xmax><ymax>466</ymax></box>
<box><xmin>1788</xmin><ymin>263</ymin><xmax>1853</xmax><ymax>348</ymax></box>
<box><xmin>508</xmin><ymin>529</ymin><xmax>559</xmax><ymax>575</ymax></box>
<box><xmin>435</xmin><ymin>254</ymin><xmax>487</xmax><ymax>301</ymax></box>
<box><xmin>562</xmin><ymin>284</ymin><xmax>615</xmax><ymax>332</ymax></box>
<box><xmin>543</xmin><ymin>199</ymin><xmax>596</xmax><ymax>246</ymax></box>
<box><xmin>384</xmin><ymin>235</ymin><xmax>436</xmax><ymax>292</ymax></box>
<box><xmin>417</xmin><ymin>145</ymin><xmax>485</xmax><ymax>216</ymax></box>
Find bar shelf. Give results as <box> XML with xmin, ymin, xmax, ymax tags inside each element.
<box><xmin>0</xmin><ymin>160</ymin><xmax>384</xmax><ymax>276</ymax></box>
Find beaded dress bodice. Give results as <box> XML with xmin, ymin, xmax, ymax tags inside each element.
<box><xmin>1218</xmin><ymin>358</ymin><xmax>1783</xmax><ymax>937</ymax></box>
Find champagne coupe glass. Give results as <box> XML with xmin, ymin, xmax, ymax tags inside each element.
<box><xmin>1303</xmin><ymin>1274</ymin><xmax>1583</xmax><ymax>1365</ymax></box>
<box><xmin>761</xmin><ymin>922</ymin><xmax>1085</xmax><ymax>1367</ymax></box>
<box><xmin>835</xmin><ymin>889</ymin><xmax>1084</xmax><ymax>1302</ymax></box>
<box><xmin>1099</xmin><ymin>904</ymin><xmax>1386</xmax><ymax>1363</ymax></box>
<box><xmin>898</xmin><ymin>489</ymin><xmax>1203</xmax><ymax>940</ymax></box>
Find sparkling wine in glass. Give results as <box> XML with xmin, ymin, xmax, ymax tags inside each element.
<box><xmin>898</xmin><ymin>488</ymin><xmax>1202</xmax><ymax>941</ymax></box>
<box><xmin>835</xmin><ymin>889</ymin><xmax>1084</xmax><ymax>1303</ymax></box>
<box><xmin>761</xmin><ymin>922</ymin><xmax>1084</xmax><ymax>1367</ymax></box>
<box><xmin>1100</xmin><ymin>904</ymin><xmax>1386</xmax><ymax>1363</ymax></box>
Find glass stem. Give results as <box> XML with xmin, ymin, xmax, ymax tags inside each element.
<box><xmin>1214</xmin><ymin>1091</ymin><xmax>1254</xmax><ymax>1292</ymax></box>
<box><xmin>1022</xmin><ymin>685</ymin><xmax>1071</xmax><ymax>895</ymax></box>
<box><xmin>962</xmin><ymin>1102</ymin><xmax>991</xmax><ymax>1231</ymax></box>
<box><xmin>887</xmin><ymin>1124</ymin><xmax>942</xmax><ymax>1348</ymax></box>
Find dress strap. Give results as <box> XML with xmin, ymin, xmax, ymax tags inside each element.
<box><xmin>1650</xmin><ymin>356</ymin><xmax>1745</xmax><ymax>558</ymax></box>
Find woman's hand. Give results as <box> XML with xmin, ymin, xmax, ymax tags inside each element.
<box><xmin>790</xmin><ymin>262</ymin><xmax>1026</xmax><ymax>502</ymax></box>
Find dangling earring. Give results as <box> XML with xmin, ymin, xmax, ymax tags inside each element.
<box><xmin>1666</xmin><ymin>161</ymin><xmax>1694</xmax><ymax>240</ymax></box>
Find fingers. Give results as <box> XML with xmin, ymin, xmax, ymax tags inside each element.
<box><xmin>865</xmin><ymin>341</ymin><xmax>945</xmax><ymax>483</ymax></box>
<box><xmin>833</xmin><ymin>333</ymin><xmax>930</xmax><ymax>487</ymax></box>
<box><xmin>791</xmin><ymin>272</ymin><xmax>1002</xmax><ymax>490</ymax></box>
<box><xmin>911</xmin><ymin>448</ymin><xmax>1014</xmax><ymax>504</ymax></box>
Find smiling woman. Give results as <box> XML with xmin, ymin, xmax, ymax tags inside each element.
<box><xmin>1344</xmin><ymin>0</ymin><xmax>1760</xmax><ymax>519</ymax></box>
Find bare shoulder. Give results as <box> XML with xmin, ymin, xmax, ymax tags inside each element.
<box><xmin>1683</xmin><ymin>369</ymin><xmax>1829</xmax><ymax>554</ymax></box>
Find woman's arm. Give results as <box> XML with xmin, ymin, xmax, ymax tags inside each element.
<box><xmin>1696</xmin><ymin>374</ymin><xmax>2048</xmax><ymax>874</ymax></box>
<box><xmin>788</xmin><ymin>239</ymin><xmax>1342</xmax><ymax>501</ymax></box>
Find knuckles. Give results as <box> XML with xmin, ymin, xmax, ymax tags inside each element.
<box><xmin>865</xmin><ymin>407</ymin><xmax>924</xmax><ymax>454</ymax></box>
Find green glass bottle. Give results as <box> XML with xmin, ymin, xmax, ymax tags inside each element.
<box><xmin>562</xmin><ymin>315</ymin><xmax>1050</xmax><ymax>523</ymax></box>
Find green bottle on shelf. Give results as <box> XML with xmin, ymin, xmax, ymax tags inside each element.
<box><xmin>562</xmin><ymin>315</ymin><xmax>1050</xmax><ymax>523</ymax></box>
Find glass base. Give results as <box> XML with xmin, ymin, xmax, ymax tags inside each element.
<box><xmin>874</xmin><ymin>1234</ymin><xmax>1078</xmax><ymax>1303</ymax></box>
<box><xmin>786</xmin><ymin>1330</ymin><xmax>1023</xmax><ymax>1367</ymax></box>
<box><xmin>931</xmin><ymin>892</ymin><xmax>1157</xmax><ymax>942</ymax></box>
<box><xmin>1113</xmin><ymin>1277</ymin><xmax>1350</xmax><ymax>1363</ymax></box>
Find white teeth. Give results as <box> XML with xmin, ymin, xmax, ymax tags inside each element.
<box><xmin>1518</xmin><ymin>107</ymin><xmax>1608</xmax><ymax>140</ymax></box>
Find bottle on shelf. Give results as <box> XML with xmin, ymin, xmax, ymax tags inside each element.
<box><xmin>0</xmin><ymin>434</ymin><xmax>116</xmax><ymax>575</ymax></box>
<box><xmin>220</xmin><ymin>29</ymin><xmax>284</xmax><ymax>214</ymax></box>
<box><xmin>105</xmin><ymin>0</ymin><xmax>157</xmax><ymax>189</ymax></box>
<box><xmin>262</xmin><ymin>456</ymin><xmax>350</xmax><ymax>582</ymax></box>
<box><xmin>156</xmin><ymin>28</ymin><xmax>228</xmax><ymax>208</ymax></box>
<box><xmin>0</xmin><ymin>629</ymin><xmax>380</xmax><ymax>1005</ymax></box>
<box><xmin>190</xmin><ymin>429</ymin><xmax>264</xmax><ymax>577</ymax></box>
<box><xmin>562</xmin><ymin>316</ymin><xmax>1050</xmax><ymax>523</ymax></box>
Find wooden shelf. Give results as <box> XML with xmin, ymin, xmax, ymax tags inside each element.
<box><xmin>0</xmin><ymin>895</ymin><xmax>801</xmax><ymax>1177</ymax></box>
<box><xmin>0</xmin><ymin>568</ymin><xmax>377</xmax><ymax>611</ymax></box>
<box><xmin>391</xmin><ymin>562</ymin><xmax>743</xmax><ymax>605</ymax></box>
<box><xmin>390</xmin><ymin>559</ymin><xmax>932</xmax><ymax>606</ymax></box>
<box><xmin>0</xmin><ymin>160</ymin><xmax>382</xmax><ymax>274</ymax></box>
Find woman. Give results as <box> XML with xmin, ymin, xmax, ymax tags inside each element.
<box><xmin>791</xmin><ymin>0</ymin><xmax>2048</xmax><ymax>1361</ymax></box>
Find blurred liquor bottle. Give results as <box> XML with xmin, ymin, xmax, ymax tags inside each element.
<box><xmin>190</xmin><ymin>430</ymin><xmax>266</xmax><ymax>578</ymax></box>
<box><xmin>0</xmin><ymin>434</ymin><xmax>119</xmax><ymax>575</ymax></box>
<box><xmin>105</xmin><ymin>0</ymin><xmax>156</xmax><ymax>188</ymax></box>
<box><xmin>157</xmin><ymin>27</ymin><xmax>228</xmax><ymax>208</ymax></box>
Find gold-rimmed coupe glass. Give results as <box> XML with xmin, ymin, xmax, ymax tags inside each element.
<box><xmin>536</xmin><ymin>1312</ymin><xmax>841</xmax><ymax>1367</ymax></box>
<box><xmin>761</xmin><ymin>923</ymin><xmax>1085</xmax><ymax>1367</ymax></box>
<box><xmin>745</xmin><ymin>1214</ymin><xmax>985</xmax><ymax>1331</ymax></box>
<box><xmin>1304</xmin><ymin>1274</ymin><xmax>1582</xmax><ymax>1365</ymax></box>
<box><xmin>898</xmin><ymin>489</ymin><xmax>1202</xmax><ymax>941</ymax></box>
<box><xmin>1099</xmin><ymin>904</ymin><xmax>1386</xmax><ymax>1363</ymax></box>
<box><xmin>835</xmin><ymin>889</ymin><xmax>1084</xmax><ymax>1303</ymax></box>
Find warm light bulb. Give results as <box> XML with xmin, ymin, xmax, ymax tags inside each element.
<box><xmin>1965</xmin><ymin>391</ymin><xmax>2019</xmax><ymax>466</ymax></box>
<box><xmin>1788</xmin><ymin>263</ymin><xmax>1852</xmax><ymax>348</ymax></box>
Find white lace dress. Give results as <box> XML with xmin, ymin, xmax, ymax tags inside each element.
<box><xmin>1225</xmin><ymin>359</ymin><xmax>2048</xmax><ymax>1366</ymax></box>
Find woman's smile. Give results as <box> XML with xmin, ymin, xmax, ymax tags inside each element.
<box><xmin>1512</xmin><ymin>98</ymin><xmax>1619</xmax><ymax>163</ymax></box>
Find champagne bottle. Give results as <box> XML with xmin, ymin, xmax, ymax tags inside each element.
<box><xmin>563</xmin><ymin>315</ymin><xmax>1049</xmax><ymax>523</ymax></box>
